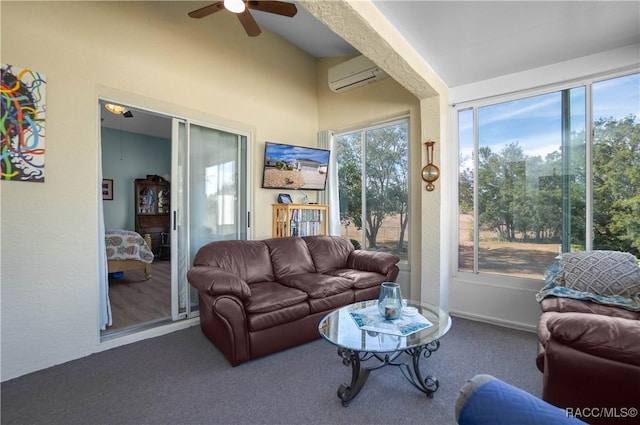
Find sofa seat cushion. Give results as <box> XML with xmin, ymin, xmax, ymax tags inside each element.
<box><xmin>308</xmin><ymin>291</ymin><xmax>354</xmax><ymax>314</ymax></box>
<box><xmin>279</xmin><ymin>273</ymin><xmax>353</xmax><ymax>298</ymax></box>
<box><xmin>245</xmin><ymin>281</ymin><xmax>308</xmax><ymax>314</ymax></box>
<box><xmin>248</xmin><ymin>302</ymin><xmax>311</xmax><ymax>332</ymax></box>
<box><xmin>325</xmin><ymin>269</ymin><xmax>385</xmax><ymax>289</ymax></box>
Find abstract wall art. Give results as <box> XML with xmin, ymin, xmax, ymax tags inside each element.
<box><xmin>1</xmin><ymin>64</ymin><xmax>47</xmax><ymax>182</ymax></box>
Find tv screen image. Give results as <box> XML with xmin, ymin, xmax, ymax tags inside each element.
<box><xmin>262</xmin><ymin>142</ymin><xmax>330</xmax><ymax>190</ymax></box>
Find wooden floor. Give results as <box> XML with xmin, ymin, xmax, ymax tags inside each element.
<box><xmin>103</xmin><ymin>260</ymin><xmax>171</xmax><ymax>335</ymax></box>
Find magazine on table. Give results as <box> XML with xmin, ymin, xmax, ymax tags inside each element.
<box><xmin>349</xmin><ymin>304</ymin><xmax>433</xmax><ymax>337</ymax></box>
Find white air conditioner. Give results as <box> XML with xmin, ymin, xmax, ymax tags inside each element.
<box><xmin>328</xmin><ymin>55</ymin><xmax>389</xmax><ymax>93</ymax></box>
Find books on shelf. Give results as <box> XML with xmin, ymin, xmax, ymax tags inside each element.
<box><xmin>272</xmin><ymin>204</ymin><xmax>327</xmax><ymax>237</ymax></box>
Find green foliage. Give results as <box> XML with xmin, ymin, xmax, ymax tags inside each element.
<box><xmin>337</xmin><ymin>133</ymin><xmax>362</xmax><ymax>230</ymax></box>
<box><xmin>458</xmin><ymin>166</ymin><xmax>474</xmax><ymax>214</ymax></box>
<box><xmin>337</xmin><ymin>123</ymin><xmax>409</xmax><ymax>251</ymax></box>
<box><xmin>592</xmin><ymin>116</ymin><xmax>640</xmax><ymax>255</ymax></box>
<box><xmin>464</xmin><ymin>115</ymin><xmax>639</xmax><ymax>258</ymax></box>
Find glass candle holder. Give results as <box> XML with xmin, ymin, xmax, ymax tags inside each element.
<box><xmin>377</xmin><ymin>282</ymin><xmax>403</xmax><ymax>320</ymax></box>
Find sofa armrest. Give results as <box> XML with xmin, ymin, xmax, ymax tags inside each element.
<box><xmin>187</xmin><ymin>266</ymin><xmax>251</xmax><ymax>300</ymax></box>
<box><xmin>346</xmin><ymin>250</ymin><xmax>400</xmax><ymax>276</ymax></box>
<box><xmin>455</xmin><ymin>374</ymin><xmax>586</xmax><ymax>425</ymax></box>
<box><xmin>546</xmin><ymin>313</ymin><xmax>640</xmax><ymax>367</ymax></box>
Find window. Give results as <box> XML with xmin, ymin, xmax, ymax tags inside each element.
<box><xmin>337</xmin><ymin>119</ymin><xmax>410</xmax><ymax>263</ymax></box>
<box><xmin>458</xmin><ymin>72</ymin><xmax>639</xmax><ymax>279</ymax></box>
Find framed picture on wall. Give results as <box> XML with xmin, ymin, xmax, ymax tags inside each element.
<box><xmin>102</xmin><ymin>179</ymin><xmax>113</xmax><ymax>200</ymax></box>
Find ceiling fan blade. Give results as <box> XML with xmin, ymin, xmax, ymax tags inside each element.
<box><xmin>237</xmin><ymin>10</ymin><xmax>262</xmax><ymax>37</ymax></box>
<box><xmin>248</xmin><ymin>1</ymin><xmax>297</xmax><ymax>17</ymax></box>
<box><xmin>188</xmin><ymin>2</ymin><xmax>225</xmax><ymax>19</ymax></box>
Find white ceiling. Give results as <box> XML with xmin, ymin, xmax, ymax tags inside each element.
<box><xmin>102</xmin><ymin>1</ymin><xmax>640</xmax><ymax>136</ymax></box>
<box><xmin>258</xmin><ymin>0</ymin><xmax>640</xmax><ymax>87</ymax></box>
<box><xmin>370</xmin><ymin>0</ymin><xmax>640</xmax><ymax>87</ymax></box>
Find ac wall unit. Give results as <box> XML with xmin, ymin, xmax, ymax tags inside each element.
<box><xmin>328</xmin><ymin>55</ymin><xmax>389</xmax><ymax>93</ymax></box>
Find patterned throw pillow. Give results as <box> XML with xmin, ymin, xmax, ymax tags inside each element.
<box><xmin>536</xmin><ymin>250</ymin><xmax>640</xmax><ymax>311</ymax></box>
<box><xmin>555</xmin><ymin>250</ymin><xmax>640</xmax><ymax>298</ymax></box>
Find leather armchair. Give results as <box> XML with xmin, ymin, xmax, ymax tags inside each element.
<box><xmin>537</xmin><ymin>298</ymin><xmax>640</xmax><ymax>424</ymax></box>
<box><xmin>536</xmin><ymin>250</ymin><xmax>640</xmax><ymax>424</ymax></box>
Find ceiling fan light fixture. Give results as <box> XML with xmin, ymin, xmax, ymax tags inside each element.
<box><xmin>105</xmin><ymin>103</ymin><xmax>126</xmax><ymax>115</ymax></box>
<box><xmin>224</xmin><ymin>0</ymin><xmax>245</xmax><ymax>13</ymax></box>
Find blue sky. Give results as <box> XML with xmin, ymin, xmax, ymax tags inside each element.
<box><xmin>459</xmin><ymin>73</ymin><xmax>639</xmax><ymax>168</ymax></box>
<box><xmin>264</xmin><ymin>142</ymin><xmax>330</xmax><ymax>164</ymax></box>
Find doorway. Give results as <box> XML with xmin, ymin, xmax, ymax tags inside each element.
<box><xmin>98</xmin><ymin>100</ymin><xmax>251</xmax><ymax>338</ymax></box>
<box><xmin>100</xmin><ymin>100</ymin><xmax>173</xmax><ymax>337</ymax></box>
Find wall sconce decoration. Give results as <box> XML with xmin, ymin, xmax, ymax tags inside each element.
<box><xmin>421</xmin><ymin>140</ymin><xmax>440</xmax><ymax>191</ymax></box>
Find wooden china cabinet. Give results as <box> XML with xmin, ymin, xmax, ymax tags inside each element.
<box><xmin>134</xmin><ymin>175</ymin><xmax>170</xmax><ymax>256</ymax></box>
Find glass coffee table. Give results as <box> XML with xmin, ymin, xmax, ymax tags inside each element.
<box><xmin>318</xmin><ymin>299</ymin><xmax>451</xmax><ymax>406</ymax></box>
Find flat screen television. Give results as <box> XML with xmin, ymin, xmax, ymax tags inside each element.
<box><xmin>262</xmin><ymin>142</ymin><xmax>330</xmax><ymax>190</ymax></box>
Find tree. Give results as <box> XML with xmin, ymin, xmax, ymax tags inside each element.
<box><xmin>337</xmin><ymin>123</ymin><xmax>409</xmax><ymax>252</ymax></box>
<box><xmin>477</xmin><ymin>143</ymin><xmax>527</xmax><ymax>241</ymax></box>
<box><xmin>337</xmin><ymin>133</ymin><xmax>362</xmax><ymax>230</ymax></box>
<box><xmin>592</xmin><ymin>115</ymin><xmax>640</xmax><ymax>256</ymax></box>
<box><xmin>459</xmin><ymin>164</ymin><xmax>474</xmax><ymax>214</ymax></box>
<box><xmin>465</xmin><ymin>115</ymin><xmax>639</xmax><ymax>258</ymax></box>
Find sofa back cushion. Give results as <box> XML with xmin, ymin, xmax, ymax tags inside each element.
<box><xmin>264</xmin><ymin>237</ymin><xmax>315</xmax><ymax>278</ymax></box>
<box><xmin>193</xmin><ymin>240</ymin><xmax>274</xmax><ymax>284</ymax></box>
<box><xmin>303</xmin><ymin>235</ymin><xmax>354</xmax><ymax>274</ymax></box>
<box><xmin>546</xmin><ymin>312</ymin><xmax>640</xmax><ymax>367</ymax></box>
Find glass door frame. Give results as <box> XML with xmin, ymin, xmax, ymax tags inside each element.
<box><xmin>170</xmin><ymin>118</ymin><xmax>252</xmax><ymax>321</ymax></box>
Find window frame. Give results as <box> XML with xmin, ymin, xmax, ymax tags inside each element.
<box><xmin>336</xmin><ymin>117</ymin><xmax>411</xmax><ymax>266</ymax></box>
<box><xmin>451</xmin><ymin>69</ymin><xmax>638</xmax><ymax>285</ymax></box>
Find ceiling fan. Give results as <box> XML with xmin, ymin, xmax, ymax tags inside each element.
<box><xmin>188</xmin><ymin>0</ymin><xmax>298</xmax><ymax>37</ymax></box>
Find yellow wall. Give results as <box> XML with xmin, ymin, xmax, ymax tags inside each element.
<box><xmin>2</xmin><ymin>0</ymin><xmax>634</xmax><ymax>387</ymax></box>
<box><xmin>0</xmin><ymin>1</ymin><xmax>320</xmax><ymax>380</ymax></box>
<box><xmin>0</xmin><ymin>1</ymin><xmax>443</xmax><ymax>381</ymax></box>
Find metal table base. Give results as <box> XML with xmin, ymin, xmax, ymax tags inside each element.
<box><xmin>336</xmin><ymin>340</ymin><xmax>442</xmax><ymax>406</ymax></box>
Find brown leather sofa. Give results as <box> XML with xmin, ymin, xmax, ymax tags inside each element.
<box><xmin>537</xmin><ymin>297</ymin><xmax>640</xmax><ymax>424</ymax></box>
<box><xmin>187</xmin><ymin>235</ymin><xmax>400</xmax><ymax>366</ymax></box>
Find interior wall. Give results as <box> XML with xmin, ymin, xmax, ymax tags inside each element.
<box><xmin>101</xmin><ymin>128</ymin><xmax>171</xmax><ymax>230</ymax></box>
<box><xmin>0</xmin><ymin>1</ymin><xmax>319</xmax><ymax>381</ymax></box>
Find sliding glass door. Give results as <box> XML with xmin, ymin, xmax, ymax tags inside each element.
<box><xmin>172</xmin><ymin>119</ymin><xmax>250</xmax><ymax>320</ymax></box>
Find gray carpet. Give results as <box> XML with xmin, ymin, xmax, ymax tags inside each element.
<box><xmin>1</xmin><ymin>316</ymin><xmax>542</xmax><ymax>425</ymax></box>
